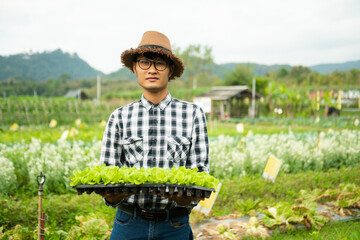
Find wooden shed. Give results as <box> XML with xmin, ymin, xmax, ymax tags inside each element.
<box><xmin>196</xmin><ymin>86</ymin><xmax>262</xmax><ymax>119</ymax></box>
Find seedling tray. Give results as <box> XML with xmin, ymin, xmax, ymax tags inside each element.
<box><xmin>73</xmin><ymin>183</ymin><xmax>215</xmax><ymax>198</ymax></box>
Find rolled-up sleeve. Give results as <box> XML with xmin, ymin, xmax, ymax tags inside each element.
<box><xmin>99</xmin><ymin>111</ymin><xmax>123</xmax><ymax>167</ymax></box>
<box><xmin>188</xmin><ymin>106</ymin><xmax>209</xmax><ymax>173</ymax></box>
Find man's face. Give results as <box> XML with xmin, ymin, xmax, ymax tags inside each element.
<box><xmin>133</xmin><ymin>54</ymin><xmax>173</xmax><ymax>94</ymax></box>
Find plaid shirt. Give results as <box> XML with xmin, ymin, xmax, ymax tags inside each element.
<box><xmin>99</xmin><ymin>93</ymin><xmax>209</xmax><ymax>209</ymax></box>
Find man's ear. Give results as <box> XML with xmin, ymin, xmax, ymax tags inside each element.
<box><xmin>169</xmin><ymin>65</ymin><xmax>174</xmax><ymax>79</ymax></box>
<box><xmin>132</xmin><ymin>62</ymin><xmax>137</xmax><ymax>73</ymax></box>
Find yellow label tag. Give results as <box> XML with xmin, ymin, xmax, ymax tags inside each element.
<box><xmin>193</xmin><ymin>183</ymin><xmax>222</xmax><ymax>215</ymax></box>
<box><xmin>263</xmin><ymin>155</ymin><xmax>282</xmax><ymax>182</ymax></box>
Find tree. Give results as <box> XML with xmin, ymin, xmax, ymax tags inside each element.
<box><xmin>224</xmin><ymin>64</ymin><xmax>253</xmax><ymax>86</ymax></box>
<box><xmin>277</xmin><ymin>67</ymin><xmax>289</xmax><ymax>78</ymax></box>
<box><xmin>251</xmin><ymin>77</ymin><xmax>269</xmax><ymax>95</ymax></box>
<box><xmin>289</xmin><ymin>66</ymin><xmax>311</xmax><ymax>85</ymax></box>
<box><xmin>174</xmin><ymin>44</ymin><xmax>214</xmax><ymax>89</ymax></box>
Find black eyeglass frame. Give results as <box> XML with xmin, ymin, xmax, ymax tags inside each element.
<box><xmin>137</xmin><ymin>59</ymin><xmax>168</xmax><ymax>71</ymax></box>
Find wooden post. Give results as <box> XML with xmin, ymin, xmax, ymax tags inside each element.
<box><xmin>6</xmin><ymin>99</ymin><xmax>11</xmax><ymax>124</ymax></box>
<box><xmin>42</xmin><ymin>101</ymin><xmax>48</xmax><ymax>125</ymax></box>
<box><xmin>16</xmin><ymin>101</ymin><xmax>21</xmax><ymax>124</ymax></box>
<box><xmin>49</xmin><ymin>99</ymin><xmax>53</xmax><ymax>113</ymax></box>
<box><xmin>41</xmin><ymin>212</ymin><xmax>45</xmax><ymax>240</ymax></box>
<box><xmin>7</xmin><ymin>99</ymin><xmax>10</xmax><ymax>113</ymax></box>
<box><xmin>23</xmin><ymin>101</ymin><xmax>30</xmax><ymax>124</ymax></box>
<box><xmin>226</xmin><ymin>99</ymin><xmax>231</xmax><ymax>119</ymax></box>
<box><xmin>37</xmin><ymin>172</ymin><xmax>46</xmax><ymax>240</ymax></box>
<box><xmin>75</xmin><ymin>100</ymin><xmax>79</xmax><ymax>115</ymax></box>
<box><xmin>38</xmin><ymin>190</ymin><xmax>43</xmax><ymax>240</ymax></box>
<box><xmin>0</xmin><ymin>103</ymin><xmax>2</xmax><ymax>124</ymax></box>
<box><xmin>34</xmin><ymin>100</ymin><xmax>39</xmax><ymax>124</ymax></box>
<box><xmin>220</xmin><ymin>101</ymin><xmax>225</xmax><ymax>120</ymax></box>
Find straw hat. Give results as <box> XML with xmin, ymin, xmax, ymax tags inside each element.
<box><xmin>121</xmin><ymin>31</ymin><xmax>184</xmax><ymax>80</ymax></box>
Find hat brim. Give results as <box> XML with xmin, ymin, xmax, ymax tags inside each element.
<box><xmin>121</xmin><ymin>47</ymin><xmax>184</xmax><ymax>80</ymax></box>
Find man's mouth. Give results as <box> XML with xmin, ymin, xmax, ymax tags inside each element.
<box><xmin>146</xmin><ymin>77</ymin><xmax>159</xmax><ymax>81</ymax></box>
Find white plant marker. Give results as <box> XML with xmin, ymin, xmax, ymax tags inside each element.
<box><xmin>236</xmin><ymin>123</ymin><xmax>244</xmax><ymax>133</ymax></box>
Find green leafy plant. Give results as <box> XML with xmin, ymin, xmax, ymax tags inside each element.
<box><xmin>44</xmin><ymin>230</ymin><xmax>68</xmax><ymax>240</ymax></box>
<box><xmin>331</xmin><ymin>183</ymin><xmax>360</xmax><ymax>216</ymax></box>
<box><xmin>292</xmin><ymin>200</ymin><xmax>329</xmax><ymax>230</ymax></box>
<box><xmin>67</xmin><ymin>215</ymin><xmax>110</xmax><ymax>240</ymax></box>
<box><xmin>216</xmin><ymin>223</ymin><xmax>237</xmax><ymax>240</ymax></box>
<box><xmin>261</xmin><ymin>202</ymin><xmax>303</xmax><ymax>231</ymax></box>
<box><xmin>244</xmin><ymin>216</ymin><xmax>270</xmax><ymax>239</ymax></box>
<box><xmin>296</xmin><ymin>188</ymin><xmax>338</xmax><ymax>203</ymax></box>
<box><xmin>234</xmin><ymin>199</ymin><xmax>262</xmax><ymax>216</ymax></box>
<box><xmin>0</xmin><ymin>224</ymin><xmax>36</xmax><ymax>239</ymax></box>
<box><xmin>70</xmin><ymin>165</ymin><xmax>219</xmax><ymax>189</ymax></box>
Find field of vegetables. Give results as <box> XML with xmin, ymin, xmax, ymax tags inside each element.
<box><xmin>1</xmin><ymin>115</ymin><xmax>360</xmax><ymax>239</ymax></box>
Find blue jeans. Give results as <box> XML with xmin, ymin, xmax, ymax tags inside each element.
<box><xmin>110</xmin><ymin>208</ymin><xmax>194</xmax><ymax>240</ymax></box>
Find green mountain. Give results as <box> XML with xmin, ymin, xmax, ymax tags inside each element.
<box><xmin>1</xmin><ymin>48</ymin><xmax>359</xmax><ymax>82</ymax></box>
<box><xmin>106</xmin><ymin>67</ymin><xmax>137</xmax><ymax>81</ymax></box>
<box><xmin>310</xmin><ymin>60</ymin><xmax>360</xmax><ymax>74</ymax></box>
<box><xmin>106</xmin><ymin>63</ymin><xmax>292</xmax><ymax>80</ymax></box>
<box><xmin>0</xmin><ymin>49</ymin><xmax>102</xmax><ymax>81</ymax></box>
<box><xmin>211</xmin><ymin>63</ymin><xmax>291</xmax><ymax>79</ymax></box>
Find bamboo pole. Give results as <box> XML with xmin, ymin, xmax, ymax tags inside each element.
<box><xmin>38</xmin><ymin>188</ymin><xmax>43</xmax><ymax>240</ymax></box>
<box><xmin>37</xmin><ymin>172</ymin><xmax>46</xmax><ymax>240</ymax></box>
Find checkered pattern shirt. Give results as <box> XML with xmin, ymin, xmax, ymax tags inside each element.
<box><xmin>99</xmin><ymin>93</ymin><xmax>209</xmax><ymax>209</ymax></box>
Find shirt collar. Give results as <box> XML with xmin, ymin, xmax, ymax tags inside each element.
<box><xmin>141</xmin><ymin>93</ymin><xmax>172</xmax><ymax>111</ymax></box>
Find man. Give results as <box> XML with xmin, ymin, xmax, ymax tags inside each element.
<box><xmin>99</xmin><ymin>31</ymin><xmax>209</xmax><ymax>240</ymax></box>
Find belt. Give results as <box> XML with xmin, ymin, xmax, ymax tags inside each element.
<box><xmin>117</xmin><ymin>203</ymin><xmax>190</xmax><ymax>221</ymax></box>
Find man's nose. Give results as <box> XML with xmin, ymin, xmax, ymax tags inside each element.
<box><xmin>148</xmin><ymin>62</ymin><xmax>157</xmax><ymax>73</ymax></box>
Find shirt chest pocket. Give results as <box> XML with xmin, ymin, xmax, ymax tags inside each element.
<box><xmin>166</xmin><ymin>136</ymin><xmax>191</xmax><ymax>164</ymax></box>
<box><xmin>120</xmin><ymin>137</ymin><xmax>143</xmax><ymax>165</ymax></box>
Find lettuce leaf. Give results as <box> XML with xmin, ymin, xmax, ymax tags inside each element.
<box><xmin>70</xmin><ymin>165</ymin><xmax>219</xmax><ymax>188</ymax></box>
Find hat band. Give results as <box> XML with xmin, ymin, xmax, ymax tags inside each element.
<box><xmin>139</xmin><ymin>45</ymin><xmax>172</xmax><ymax>53</ymax></box>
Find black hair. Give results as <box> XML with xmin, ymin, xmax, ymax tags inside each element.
<box><xmin>133</xmin><ymin>52</ymin><xmax>174</xmax><ymax>65</ymax></box>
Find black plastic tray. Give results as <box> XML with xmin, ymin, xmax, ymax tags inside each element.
<box><xmin>73</xmin><ymin>183</ymin><xmax>215</xmax><ymax>198</ymax></box>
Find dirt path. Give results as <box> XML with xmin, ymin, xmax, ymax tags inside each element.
<box><xmin>191</xmin><ymin>204</ymin><xmax>360</xmax><ymax>239</ymax></box>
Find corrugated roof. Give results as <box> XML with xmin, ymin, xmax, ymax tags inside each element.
<box><xmin>199</xmin><ymin>86</ymin><xmax>260</xmax><ymax>100</ymax></box>
<box><xmin>64</xmin><ymin>89</ymin><xmax>82</xmax><ymax>98</ymax></box>
<box><xmin>64</xmin><ymin>89</ymin><xmax>88</xmax><ymax>100</ymax></box>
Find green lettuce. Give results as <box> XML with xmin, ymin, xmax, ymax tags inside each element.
<box><xmin>70</xmin><ymin>165</ymin><xmax>219</xmax><ymax>188</ymax></box>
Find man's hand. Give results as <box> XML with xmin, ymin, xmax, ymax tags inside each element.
<box><xmin>98</xmin><ymin>191</ymin><xmax>204</xmax><ymax>206</ymax></box>
<box><xmin>158</xmin><ymin>193</ymin><xmax>205</xmax><ymax>206</ymax></box>
<box><xmin>98</xmin><ymin>192</ymin><xmax>133</xmax><ymax>204</ymax></box>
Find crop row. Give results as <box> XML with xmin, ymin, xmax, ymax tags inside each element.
<box><xmin>0</xmin><ymin>130</ymin><xmax>359</xmax><ymax>196</ymax></box>
<box><xmin>0</xmin><ymin>98</ymin><xmax>117</xmax><ymax>125</ymax></box>
<box><xmin>209</xmin><ymin>130</ymin><xmax>360</xmax><ymax>178</ymax></box>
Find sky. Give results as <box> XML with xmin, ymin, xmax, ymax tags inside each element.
<box><xmin>1</xmin><ymin>0</ymin><xmax>360</xmax><ymax>74</ymax></box>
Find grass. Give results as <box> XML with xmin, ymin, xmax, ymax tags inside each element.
<box><xmin>1</xmin><ymin>117</ymin><xmax>359</xmax><ymax>238</ymax></box>
<box><xmin>212</xmin><ymin>166</ymin><xmax>360</xmax><ymax>216</ymax></box>
<box><xmin>0</xmin><ymin>124</ymin><xmax>104</xmax><ymax>143</ymax></box>
<box><xmin>0</xmin><ymin>193</ymin><xmax>116</xmax><ymax>232</ymax></box>
<box><xmin>1</xmin><ymin>116</ymin><xmax>359</xmax><ymax>143</ymax></box>
<box><xmin>208</xmin><ymin>116</ymin><xmax>360</xmax><ymax>136</ymax></box>
<box><xmin>261</xmin><ymin>220</ymin><xmax>360</xmax><ymax>240</ymax></box>
<box><xmin>2</xmin><ymin>166</ymin><xmax>359</xmax><ymax>234</ymax></box>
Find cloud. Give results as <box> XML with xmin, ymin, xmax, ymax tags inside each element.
<box><xmin>0</xmin><ymin>0</ymin><xmax>359</xmax><ymax>73</ymax></box>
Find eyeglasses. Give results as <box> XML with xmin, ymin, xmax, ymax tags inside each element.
<box><xmin>137</xmin><ymin>59</ymin><xmax>168</xmax><ymax>71</ymax></box>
